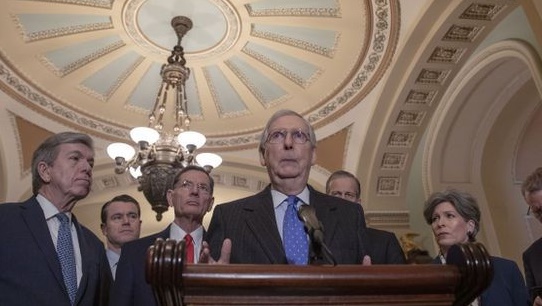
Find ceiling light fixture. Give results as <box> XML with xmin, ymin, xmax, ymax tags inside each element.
<box><xmin>106</xmin><ymin>16</ymin><xmax>222</xmax><ymax>221</ymax></box>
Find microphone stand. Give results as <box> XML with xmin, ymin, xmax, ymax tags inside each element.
<box><xmin>298</xmin><ymin>205</ymin><xmax>337</xmax><ymax>266</ymax></box>
<box><xmin>308</xmin><ymin>226</ymin><xmax>337</xmax><ymax>266</ymax></box>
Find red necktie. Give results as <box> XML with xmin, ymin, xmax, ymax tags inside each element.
<box><xmin>184</xmin><ymin>234</ymin><xmax>194</xmax><ymax>263</ymax></box>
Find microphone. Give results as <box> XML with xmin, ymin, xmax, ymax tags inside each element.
<box><xmin>297</xmin><ymin>204</ymin><xmax>337</xmax><ymax>266</ymax></box>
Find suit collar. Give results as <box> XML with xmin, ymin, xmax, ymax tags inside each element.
<box><xmin>309</xmin><ymin>188</ymin><xmax>341</xmax><ymax>241</ymax></box>
<box><xmin>21</xmin><ymin>197</ymin><xmax>67</xmax><ymax>295</ymax></box>
<box><xmin>242</xmin><ymin>187</ymin><xmax>288</xmax><ymax>263</ymax></box>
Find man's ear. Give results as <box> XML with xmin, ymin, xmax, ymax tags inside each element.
<box><xmin>166</xmin><ymin>189</ymin><xmax>174</xmax><ymax>207</ymax></box>
<box><xmin>259</xmin><ymin>150</ymin><xmax>266</xmax><ymax>166</ymax></box>
<box><xmin>37</xmin><ymin>161</ymin><xmax>51</xmax><ymax>183</ymax></box>
<box><xmin>207</xmin><ymin>197</ymin><xmax>215</xmax><ymax>213</ymax></box>
<box><xmin>310</xmin><ymin>149</ymin><xmax>317</xmax><ymax>166</ymax></box>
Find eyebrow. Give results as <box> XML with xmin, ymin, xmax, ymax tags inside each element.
<box><xmin>67</xmin><ymin>149</ymin><xmax>95</xmax><ymax>161</ymax></box>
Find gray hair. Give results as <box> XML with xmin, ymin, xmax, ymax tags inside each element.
<box><xmin>31</xmin><ymin>132</ymin><xmax>94</xmax><ymax>195</ymax></box>
<box><xmin>422</xmin><ymin>189</ymin><xmax>480</xmax><ymax>241</ymax></box>
<box><xmin>258</xmin><ymin>109</ymin><xmax>316</xmax><ymax>155</ymax></box>
<box><xmin>522</xmin><ymin>167</ymin><xmax>542</xmax><ymax>196</ymax></box>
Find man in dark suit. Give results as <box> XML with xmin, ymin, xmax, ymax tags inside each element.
<box><xmin>0</xmin><ymin>132</ymin><xmax>111</xmax><ymax>306</ymax></box>
<box><xmin>110</xmin><ymin>165</ymin><xmax>216</xmax><ymax>306</ymax></box>
<box><xmin>100</xmin><ymin>194</ymin><xmax>142</xmax><ymax>280</ymax></box>
<box><xmin>204</xmin><ymin>109</ymin><xmax>368</xmax><ymax>265</ymax></box>
<box><xmin>325</xmin><ymin>170</ymin><xmax>406</xmax><ymax>264</ymax></box>
<box><xmin>521</xmin><ymin>167</ymin><xmax>542</xmax><ymax>306</ymax></box>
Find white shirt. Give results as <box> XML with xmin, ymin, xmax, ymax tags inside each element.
<box><xmin>106</xmin><ymin>248</ymin><xmax>120</xmax><ymax>280</ymax></box>
<box><xmin>169</xmin><ymin>222</ymin><xmax>204</xmax><ymax>263</ymax></box>
<box><xmin>37</xmin><ymin>194</ymin><xmax>82</xmax><ymax>286</ymax></box>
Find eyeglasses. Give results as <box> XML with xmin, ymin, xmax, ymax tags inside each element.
<box><xmin>266</xmin><ymin>129</ymin><xmax>310</xmax><ymax>144</ymax></box>
<box><xmin>330</xmin><ymin>191</ymin><xmax>358</xmax><ymax>201</ymax></box>
<box><xmin>179</xmin><ymin>180</ymin><xmax>211</xmax><ymax>194</ymax></box>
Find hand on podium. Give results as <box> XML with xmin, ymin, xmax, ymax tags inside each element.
<box><xmin>362</xmin><ymin>255</ymin><xmax>372</xmax><ymax>265</ymax></box>
<box><xmin>199</xmin><ymin>239</ymin><xmax>231</xmax><ymax>264</ymax></box>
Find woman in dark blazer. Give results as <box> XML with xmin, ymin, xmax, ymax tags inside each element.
<box><xmin>423</xmin><ymin>189</ymin><xmax>529</xmax><ymax>306</ymax></box>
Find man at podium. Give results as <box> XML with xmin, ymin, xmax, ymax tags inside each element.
<box><xmin>203</xmin><ymin>109</ymin><xmax>368</xmax><ymax>265</ymax></box>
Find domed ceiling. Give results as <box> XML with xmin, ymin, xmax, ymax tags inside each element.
<box><xmin>4</xmin><ymin>0</ymin><xmax>538</xmax><ymax>255</ymax></box>
<box><xmin>0</xmin><ymin>0</ymin><xmax>397</xmax><ymax>150</ymax></box>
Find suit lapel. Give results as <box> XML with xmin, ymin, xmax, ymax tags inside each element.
<box><xmin>309</xmin><ymin>188</ymin><xmax>340</xmax><ymax>242</ymax></box>
<box><xmin>21</xmin><ymin>198</ymin><xmax>66</xmax><ymax>293</ymax></box>
<box><xmin>73</xmin><ymin>215</ymin><xmax>91</xmax><ymax>304</ymax></box>
<box><xmin>244</xmin><ymin>188</ymin><xmax>287</xmax><ymax>263</ymax></box>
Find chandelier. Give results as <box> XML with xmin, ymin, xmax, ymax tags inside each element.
<box><xmin>106</xmin><ymin>16</ymin><xmax>222</xmax><ymax>221</ymax></box>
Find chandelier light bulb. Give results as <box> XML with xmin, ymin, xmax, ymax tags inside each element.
<box><xmin>106</xmin><ymin>142</ymin><xmax>136</xmax><ymax>160</ymax></box>
<box><xmin>130</xmin><ymin>127</ymin><xmax>160</xmax><ymax>144</ymax></box>
<box><xmin>196</xmin><ymin>152</ymin><xmax>222</xmax><ymax>170</ymax></box>
<box><xmin>177</xmin><ymin>131</ymin><xmax>206</xmax><ymax>150</ymax></box>
<box><xmin>129</xmin><ymin>166</ymin><xmax>142</xmax><ymax>178</ymax></box>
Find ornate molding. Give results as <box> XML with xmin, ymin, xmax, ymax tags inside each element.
<box><xmin>0</xmin><ymin>61</ymin><xmax>128</xmax><ymax>138</ymax></box>
<box><xmin>306</xmin><ymin>0</ymin><xmax>395</xmax><ymax>124</ymax></box>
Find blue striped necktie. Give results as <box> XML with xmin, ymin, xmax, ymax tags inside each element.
<box><xmin>283</xmin><ymin>195</ymin><xmax>308</xmax><ymax>265</ymax></box>
<box><xmin>56</xmin><ymin>213</ymin><xmax>77</xmax><ymax>305</ymax></box>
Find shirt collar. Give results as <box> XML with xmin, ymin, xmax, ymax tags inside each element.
<box><xmin>271</xmin><ymin>186</ymin><xmax>310</xmax><ymax>208</ymax></box>
<box><xmin>106</xmin><ymin>248</ymin><xmax>120</xmax><ymax>266</ymax></box>
<box><xmin>169</xmin><ymin>222</ymin><xmax>204</xmax><ymax>242</ymax></box>
<box><xmin>36</xmin><ymin>194</ymin><xmax>72</xmax><ymax>221</ymax></box>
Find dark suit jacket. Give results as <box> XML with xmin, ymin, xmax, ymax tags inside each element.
<box><xmin>434</xmin><ymin>255</ymin><xmax>529</xmax><ymax>306</ymax></box>
<box><xmin>523</xmin><ymin>237</ymin><xmax>542</xmax><ymax>299</ymax></box>
<box><xmin>0</xmin><ymin>197</ymin><xmax>111</xmax><ymax>306</ymax></box>
<box><xmin>363</xmin><ymin>228</ymin><xmax>405</xmax><ymax>264</ymax></box>
<box><xmin>109</xmin><ymin>227</ymin><xmax>170</xmax><ymax>306</ymax></box>
<box><xmin>206</xmin><ymin>185</ymin><xmax>367</xmax><ymax>264</ymax></box>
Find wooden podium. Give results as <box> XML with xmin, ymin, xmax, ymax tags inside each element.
<box><xmin>146</xmin><ymin>239</ymin><xmax>492</xmax><ymax>306</ymax></box>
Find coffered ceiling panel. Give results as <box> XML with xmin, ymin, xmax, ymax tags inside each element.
<box><xmin>0</xmin><ymin>0</ymin><xmax>397</xmax><ymax>150</ymax></box>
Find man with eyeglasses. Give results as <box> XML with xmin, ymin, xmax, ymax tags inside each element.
<box><xmin>203</xmin><ymin>109</ymin><xmax>369</xmax><ymax>265</ymax></box>
<box><xmin>110</xmin><ymin>165</ymin><xmax>216</xmax><ymax>306</ymax></box>
<box><xmin>100</xmin><ymin>194</ymin><xmax>142</xmax><ymax>280</ymax></box>
<box><xmin>326</xmin><ymin>170</ymin><xmax>406</xmax><ymax>264</ymax></box>
<box><xmin>521</xmin><ymin>167</ymin><xmax>542</xmax><ymax>306</ymax></box>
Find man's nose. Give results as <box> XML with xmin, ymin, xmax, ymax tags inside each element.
<box><xmin>283</xmin><ymin>132</ymin><xmax>294</xmax><ymax>147</ymax></box>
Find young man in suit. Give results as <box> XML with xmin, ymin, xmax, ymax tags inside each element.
<box><xmin>522</xmin><ymin>167</ymin><xmax>542</xmax><ymax>306</ymax></box>
<box><xmin>203</xmin><ymin>109</ymin><xmax>368</xmax><ymax>265</ymax></box>
<box><xmin>325</xmin><ymin>170</ymin><xmax>406</xmax><ymax>264</ymax></box>
<box><xmin>0</xmin><ymin>132</ymin><xmax>111</xmax><ymax>306</ymax></box>
<box><xmin>100</xmin><ymin>194</ymin><xmax>142</xmax><ymax>280</ymax></box>
<box><xmin>110</xmin><ymin>165</ymin><xmax>215</xmax><ymax>306</ymax></box>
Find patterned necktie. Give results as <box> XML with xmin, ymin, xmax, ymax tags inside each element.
<box><xmin>184</xmin><ymin>234</ymin><xmax>194</xmax><ymax>263</ymax></box>
<box><xmin>282</xmin><ymin>195</ymin><xmax>308</xmax><ymax>265</ymax></box>
<box><xmin>56</xmin><ymin>213</ymin><xmax>77</xmax><ymax>305</ymax></box>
